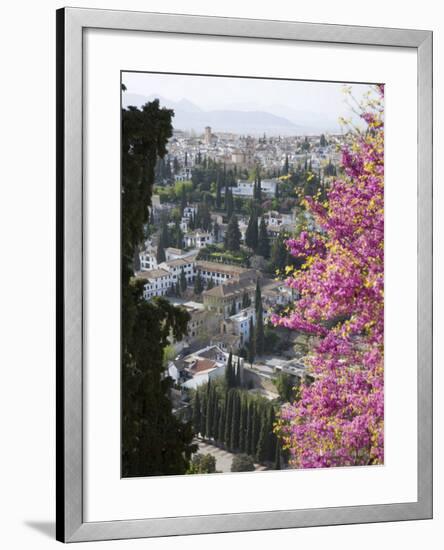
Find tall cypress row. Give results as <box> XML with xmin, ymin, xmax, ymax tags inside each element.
<box><xmin>205</xmin><ymin>381</ymin><xmax>213</xmax><ymax>439</ymax></box>
<box><xmin>239</xmin><ymin>395</ymin><xmax>247</xmax><ymax>452</ymax></box>
<box><xmin>192</xmin><ymin>391</ymin><xmax>201</xmax><ymax>436</ymax></box>
<box><xmin>230</xmin><ymin>391</ymin><xmax>240</xmax><ymax>451</ymax></box>
<box><xmin>224</xmin><ymin>390</ymin><xmax>234</xmax><ymax>447</ymax></box>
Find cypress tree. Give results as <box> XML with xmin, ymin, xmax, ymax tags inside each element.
<box><xmin>217</xmin><ymin>402</ymin><xmax>226</xmax><ymax>443</ymax></box>
<box><xmin>242</xmin><ymin>290</ymin><xmax>251</xmax><ymax>309</ymax></box>
<box><xmin>225</xmin><ymin>188</ymin><xmax>234</xmax><ymax>220</ymax></box>
<box><xmin>255</xmin><ymin>279</ymin><xmax>261</xmax><ymax>312</ymax></box>
<box><xmin>205</xmin><ymin>381</ymin><xmax>213</xmax><ymax>439</ymax></box>
<box><xmin>194</xmin><ymin>270</ymin><xmax>204</xmax><ymax>294</ymax></box>
<box><xmin>235</xmin><ymin>358</ymin><xmax>242</xmax><ymax>387</ymax></box>
<box><xmin>156</xmin><ymin>237</ymin><xmax>166</xmax><ymax>264</ymax></box>
<box><xmin>253</xmin><ymin>403</ymin><xmax>263</xmax><ymax>458</ymax></box>
<box><xmin>239</xmin><ymin>395</ymin><xmax>247</xmax><ymax>452</ymax></box>
<box><xmin>245</xmin><ymin>401</ymin><xmax>253</xmax><ymax>456</ymax></box>
<box><xmin>225</xmin><ymin>352</ymin><xmax>233</xmax><ymax>388</ymax></box>
<box><xmin>230</xmin><ymin>391</ymin><xmax>240</xmax><ymax>451</ymax></box>
<box><xmin>206</xmin><ymin>277</ymin><xmax>215</xmax><ymax>290</ymax></box>
<box><xmin>122</xmin><ymin>99</ymin><xmax>195</xmax><ymax>477</ymax></box>
<box><xmin>212</xmin><ymin>386</ymin><xmax>219</xmax><ymax>439</ymax></box>
<box><xmin>192</xmin><ymin>391</ymin><xmax>201</xmax><ymax>435</ymax></box>
<box><xmin>245</xmin><ymin>210</ymin><xmax>258</xmax><ymax>250</ymax></box>
<box><xmin>180</xmin><ymin>267</ymin><xmax>187</xmax><ymax>293</ymax></box>
<box><xmin>174</xmin><ymin>219</ymin><xmax>183</xmax><ymax>249</ymax></box>
<box><xmin>248</xmin><ymin>317</ymin><xmax>256</xmax><ymax>365</ymax></box>
<box><xmin>225</xmin><ymin>214</ymin><xmax>241</xmax><ymax>251</ymax></box>
<box><xmin>250</xmin><ymin>402</ymin><xmax>258</xmax><ymax>457</ymax></box>
<box><xmin>224</xmin><ymin>390</ymin><xmax>234</xmax><ymax>447</ymax></box>
<box><xmin>255</xmin><ymin>300</ymin><xmax>265</xmax><ymax>357</ymax></box>
<box><xmin>256</xmin><ymin>406</ymin><xmax>269</xmax><ymax>463</ymax></box>
<box><xmin>229</xmin><ymin>300</ymin><xmax>237</xmax><ymax>316</ymax></box>
<box><xmin>257</xmin><ymin>217</ymin><xmax>270</xmax><ymax>258</ymax></box>
<box><xmin>270</xmin><ymin>233</ymin><xmax>289</xmax><ymax>274</ymax></box>
<box><xmin>215</xmin><ymin>173</ymin><xmax>222</xmax><ymax>208</ymax></box>
<box><xmin>200</xmin><ymin>390</ymin><xmax>207</xmax><ymax>439</ymax></box>
<box><xmin>160</xmin><ymin>217</ymin><xmax>169</xmax><ymax>248</ymax></box>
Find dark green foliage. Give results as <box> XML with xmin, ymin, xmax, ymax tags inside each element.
<box><xmin>229</xmin><ymin>300</ymin><xmax>237</xmax><ymax>316</ymax></box>
<box><xmin>192</xmin><ymin>391</ymin><xmax>201</xmax><ymax>435</ymax></box>
<box><xmin>215</xmin><ymin>173</ymin><xmax>222</xmax><ymax>208</ymax></box>
<box><xmin>187</xmin><ymin>453</ymin><xmax>216</xmax><ymax>474</ymax></box>
<box><xmin>238</xmin><ymin>394</ymin><xmax>247</xmax><ymax>452</ymax></box>
<box><xmin>225</xmin><ymin>187</ymin><xmax>234</xmax><ymax>220</ymax></box>
<box><xmin>242</xmin><ymin>290</ymin><xmax>251</xmax><ymax>309</ymax></box>
<box><xmin>274</xmin><ymin>444</ymin><xmax>281</xmax><ymax>470</ymax></box>
<box><xmin>225</xmin><ymin>214</ymin><xmax>241</xmax><ymax>252</ymax></box>
<box><xmin>224</xmin><ymin>389</ymin><xmax>234</xmax><ymax>448</ymax></box>
<box><xmin>225</xmin><ymin>352</ymin><xmax>236</xmax><ymax>388</ymax></box>
<box><xmin>274</xmin><ymin>372</ymin><xmax>298</xmax><ymax>402</ymax></box>
<box><xmin>156</xmin><ymin>238</ymin><xmax>166</xmax><ymax>264</ymax></box>
<box><xmin>255</xmin><ymin>301</ymin><xmax>265</xmax><ymax>357</ymax></box>
<box><xmin>269</xmin><ymin>233</ymin><xmax>289</xmax><ymax>274</ymax></box>
<box><xmin>256</xmin><ymin>407</ymin><xmax>269</xmax><ymax>462</ymax></box>
<box><xmin>245</xmin><ymin>209</ymin><xmax>258</xmax><ymax>250</ymax></box>
<box><xmin>230</xmin><ymin>391</ymin><xmax>240</xmax><ymax>451</ymax></box>
<box><xmin>217</xmin><ymin>402</ymin><xmax>226</xmax><ymax>442</ymax></box>
<box><xmin>173</xmin><ymin>219</ymin><xmax>183</xmax><ymax>250</ymax></box>
<box><xmin>206</xmin><ymin>277</ymin><xmax>215</xmax><ymax>290</ymax></box>
<box><xmin>284</xmin><ymin>154</ymin><xmax>289</xmax><ymax>175</ymax></box>
<box><xmin>257</xmin><ymin>217</ymin><xmax>270</xmax><ymax>258</ymax></box>
<box><xmin>248</xmin><ymin>317</ymin><xmax>256</xmax><ymax>365</ymax></box>
<box><xmin>180</xmin><ymin>267</ymin><xmax>187</xmax><ymax>293</ymax></box>
<box><xmin>231</xmin><ymin>454</ymin><xmax>255</xmax><ymax>472</ymax></box>
<box><xmin>235</xmin><ymin>359</ymin><xmax>242</xmax><ymax>388</ymax></box>
<box><xmin>194</xmin><ymin>270</ymin><xmax>204</xmax><ymax>295</ymax></box>
<box><xmin>205</xmin><ymin>381</ymin><xmax>214</xmax><ymax>439</ymax></box>
<box><xmin>122</xmin><ymin>99</ymin><xmax>196</xmax><ymax>477</ymax></box>
<box><xmin>255</xmin><ymin>279</ymin><xmax>261</xmax><ymax>312</ymax></box>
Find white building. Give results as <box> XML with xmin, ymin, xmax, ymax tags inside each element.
<box><xmin>139</xmin><ymin>246</ymin><xmax>158</xmax><ymax>271</ymax></box>
<box><xmin>183</xmin><ymin>205</ymin><xmax>198</xmax><ymax>220</ymax></box>
<box><xmin>262</xmin><ymin>210</ymin><xmax>294</xmax><ymax>228</ymax></box>
<box><xmin>179</xmin><ymin>345</ymin><xmax>229</xmax><ymax>390</ymax></box>
<box><xmin>138</xmin><ymin>269</ymin><xmax>173</xmax><ymax>299</ymax></box>
<box><xmin>230</xmin><ymin>178</ymin><xmax>278</xmax><ymax>199</ymax></box>
<box><xmin>195</xmin><ymin>261</ymin><xmax>252</xmax><ymax>287</ymax></box>
<box><xmin>159</xmin><ymin>257</ymin><xmax>196</xmax><ymax>286</ymax></box>
<box><xmin>222</xmin><ymin>307</ymin><xmax>257</xmax><ymax>347</ymax></box>
<box><xmin>183</xmin><ymin>230</ymin><xmax>213</xmax><ymax>249</ymax></box>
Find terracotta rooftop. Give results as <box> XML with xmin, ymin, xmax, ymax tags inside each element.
<box><xmin>189</xmin><ymin>358</ymin><xmax>217</xmax><ymax>374</ymax></box>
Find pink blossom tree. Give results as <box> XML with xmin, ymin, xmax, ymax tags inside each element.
<box><xmin>272</xmin><ymin>85</ymin><xmax>384</xmax><ymax>468</ymax></box>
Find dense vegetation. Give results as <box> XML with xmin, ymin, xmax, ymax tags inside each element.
<box><xmin>121</xmin><ymin>96</ymin><xmax>196</xmax><ymax>477</ymax></box>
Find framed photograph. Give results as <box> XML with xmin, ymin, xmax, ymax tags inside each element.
<box><xmin>56</xmin><ymin>7</ymin><xmax>433</xmax><ymax>543</ymax></box>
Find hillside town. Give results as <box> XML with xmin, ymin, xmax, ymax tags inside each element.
<box><xmin>130</xmin><ymin>124</ymin><xmax>345</xmax><ymax>471</ymax></box>
<box><xmin>121</xmin><ymin>74</ymin><xmax>385</xmax><ymax>479</ymax></box>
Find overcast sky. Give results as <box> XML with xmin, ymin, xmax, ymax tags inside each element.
<box><xmin>124</xmin><ymin>71</ymin><xmax>373</xmax><ymax>112</ymax></box>
<box><xmin>121</xmin><ymin>72</ymin><xmax>378</xmax><ymax>134</ymax></box>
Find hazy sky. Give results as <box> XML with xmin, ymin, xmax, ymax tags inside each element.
<box><xmin>122</xmin><ymin>71</ymin><xmax>374</xmax><ymax>117</ymax></box>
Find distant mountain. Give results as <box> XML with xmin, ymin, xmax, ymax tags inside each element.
<box><xmin>122</xmin><ymin>93</ymin><xmax>310</xmax><ymax>136</ymax></box>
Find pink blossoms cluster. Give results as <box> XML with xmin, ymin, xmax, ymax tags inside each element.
<box><xmin>272</xmin><ymin>86</ymin><xmax>384</xmax><ymax>468</ymax></box>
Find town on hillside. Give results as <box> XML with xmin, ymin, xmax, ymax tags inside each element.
<box><xmin>134</xmin><ymin>125</ymin><xmax>345</xmax><ymax>473</ymax></box>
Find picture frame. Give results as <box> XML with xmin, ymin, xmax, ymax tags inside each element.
<box><xmin>56</xmin><ymin>6</ymin><xmax>433</xmax><ymax>543</ymax></box>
